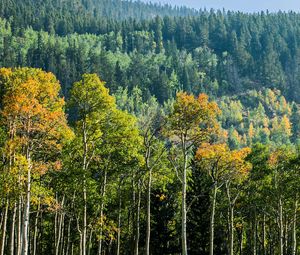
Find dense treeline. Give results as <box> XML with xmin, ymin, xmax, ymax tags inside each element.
<box><xmin>0</xmin><ymin>0</ymin><xmax>197</xmax><ymax>35</ymax></box>
<box><xmin>2</xmin><ymin>8</ymin><xmax>300</xmax><ymax>103</ymax></box>
<box><xmin>1</xmin><ymin>68</ymin><xmax>300</xmax><ymax>255</ymax></box>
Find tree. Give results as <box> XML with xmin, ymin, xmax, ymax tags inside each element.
<box><xmin>165</xmin><ymin>92</ymin><xmax>220</xmax><ymax>255</ymax></box>
<box><xmin>0</xmin><ymin>67</ymin><xmax>71</xmax><ymax>255</ymax></box>
<box><xmin>137</xmin><ymin>98</ymin><xmax>166</xmax><ymax>255</ymax></box>
<box><xmin>196</xmin><ymin>144</ymin><xmax>251</xmax><ymax>255</ymax></box>
<box><xmin>69</xmin><ymin>73</ymin><xmax>114</xmax><ymax>255</ymax></box>
<box><xmin>268</xmin><ymin>148</ymin><xmax>295</xmax><ymax>255</ymax></box>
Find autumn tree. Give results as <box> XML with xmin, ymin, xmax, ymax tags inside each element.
<box><xmin>0</xmin><ymin>67</ymin><xmax>71</xmax><ymax>255</ymax></box>
<box><xmin>165</xmin><ymin>92</ymin><xmax>220</xmax><ymax>255</ymax></box>
<box><xmin>196</xmin><ymin>144</ymin><xmax>251</xmax><ymax>255</ymax></box>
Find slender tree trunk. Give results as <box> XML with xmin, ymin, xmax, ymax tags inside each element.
<box><xmin>253</xmin><ymin>211</ymin><xmax>257</xmax><ymax>255</ymax></box>
<box><xmin>229</xmin><ymin>205</ymin><xmax>234</xmax><ymax>255</ymax></box>
<box><xmin>22</xmin><ymin>151</ymin><xmax>31</xmax><ymax>255</ymax></box>
<box><xmin>17</xmin><ymin>197</ymin><xmax>22</xmax><ymax>255</ymax></box>
<box><xmin>131</xmin><ymin>177</ymin><xmax>136</xmax><ymax>254</ymax></box>
<box><xmin>83</xmin><ymin>176</ymin><xmax>87</xmax><ymax>255</ymax></box>
<box><xmin>225</xmin><ymin>182</ymin><xmax>234</xmax><ymax>255</ymax></box>
<box><xmin>55</xmin><ymin>200</ymin><xmax>58</xmax><ymax>252</ymax></box>
<box><xmin>262</xmin><ymin>212</ymin><xmax>266</xmax><ymax>255</ymax></box>
<box><xmin>83</xmin><ymin>122</ymin><xmax>88</xmax><ymax>255</ymax></box>
<box><xmin>87</xmin><ymin>229</ymin><xmax>93</xmax><ymax>255</ymax></box>
<box><xmin>33</xmin><ymin>201</ymin><xmax>40</xmax><ymax>255</ymax></box>
<box><xmin>210</xmin><ymin>185</ymin><xmax>217</xmax><ymax>255</ymax></box>
<box><xmin>77</xmin><ymin>217</ymin><xmax>83</xmax><ymax>255</ymax></box>
<box><xmin>40</xmin><ymin>212</ymin><xmax>44</xmax><ymax>255</ymax></box>
<box><xmin>60</xmin><ymin>212</ymin><xmax>65</xmax><ymax>255</ymax></box>
<box><xmin>0</xmin><ymin>198</ymin><xmax>9</xmax><ymax>255</ymax></box>
<box><xmin>181</xmin><ymin>138</ymin><xmax>188</xmax><ymax>255</ymax></box>
<box><xmin>145</xmin><ymin>158</ymin><xmax>152</xmax><ymax>255</ymax></box>
<box><xmin>279</xmin><ymin>197</ymin><xmax>284</xmax><ymax>255</ymax></box>
<box><xmin>10</xmin><ymin>202</ymin><xmax>17</xmax><ymax>255</ymax></box>
<box><xmin>284</xmin><ymin>214</ymin><xmax>288</xmax><ymax>255</ymax></box>
<box><xmin>134</xmin><ymin>180</ymin><xmax>141</xmax><ymax>255</ymax></box>
<box><xmin>292</xmin><ymin>199</ymin><xmax>298</xmax><ymax>255</ymax></box>
<box><xmin>66</xmin><ymin>217</ymin><xmax>72</xmax><ymax>255</ymax></box>
<box><xmin>98</xmin><ymin>170</ymin><xmax>107</xmax><ymax>255</ymax></box>
<box><xmin>117</xmin><ymin>180</ymin><xmax>122</xmax><ymax>255</ymax></box>
<box><xmin>56</xmin><ymin>196</ymin><xmax>65</xmax><ymax>255</ymax></box>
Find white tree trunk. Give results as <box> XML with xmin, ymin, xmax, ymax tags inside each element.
<box><xmin>292</xmin><ymin>199</ymin><xmax>298</xmax><ymax>255</ymax></box>
<box><xmin>209</xmin><ymin>185</ymin><xmax>217</xmax><ymax>255</ymax></box>
<box><xmin>10</xmin><ymin>202</ymin><xmax>17</xmax><ymax>255</ymax></box>
<box><xmin>229</xmin><ymin>206</ymin><xmax>234</xmax><ymax>255</ymax></box>
<box><xmin>98</xmin><ymin>170</ymin><xmax>107</xmax><ymax>255</ymax></box>
<box><xmin>17</xmin><ymin>197</ymin><xmax>22</xmax><ymax>255</ymax></box>
<box><xmin>55</xmin><ymin>196</ymin><xmax>65</xmax><ymax>255</ymax></box>
<box><xmin>181</xmin><ymin>136</ymin><xmax>188</xmax><ymax>255</ymax></box>
<box><xmin>0</xmin><ymin>198</ymin><xmax>9</xmax><ymax>255</ymax></box>
<box><xmin>22</xmin><ymin>152</ymin><xmax>31</xmax><ymax>255</ymax></box>
<box><xmin>83</xmin><ymin>122</ymin><xmax>88</xmax><ymax>255</ymax></box>
<box><xmin>145</xmin><ymin>164</ymin><xmax>152</xmax><ymax>255</ymax></box>
<box><xmin>134</xmin><ymin>180</ymin><xmax>141</xmax><ymax>255</ymax></box>
<box><xmin>279</xmin><ymin>197</ymin><xmax>284</xmax><ymax>255</ymax></box>
<box><xmin>262</xmin><ymin>212</ymin><xmax>266</xmax><ymax>255</ymax></box>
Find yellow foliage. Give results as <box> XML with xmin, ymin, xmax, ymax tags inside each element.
<box><xmin>196</xmin><ymin>143</ymin><xmax>251</xmax><ymax>182</ymax></box>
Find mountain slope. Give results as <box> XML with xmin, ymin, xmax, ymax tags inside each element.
<box><xmin>0</xmin><ymin>0</ymin><xmax>197</xmax><ymax>35</ymax></box>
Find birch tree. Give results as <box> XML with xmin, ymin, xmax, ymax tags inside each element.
<box><xmin>165</xmin><ymin>92</ymin><xmax>220</xmax><ymax>255</ymax></box>
<box><xmin>0</xmin><ymin>67</ymin><xmax>71</xmax><ymax>255</ymax></box>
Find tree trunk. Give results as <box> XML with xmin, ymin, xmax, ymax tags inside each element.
<box><xmin>131</xmin><ymin>177</ymin><xmax>136</xmax><ymax>254</ymax></box>
<box><xmin>22</xmin><ymin>151</ymin><xmax>31</xmax><ymax>255</ymax></box>
<box><xmin>87</xmin><ymin>229</ymin><xmax>93</xmax><ymax>255</ymax></box>
<box><xmin>66</xmin><ymin>217</ymin><xmax>72</xmax><ymax>255</ymax></box>
<box><xmin>98</xmin><ymin>170</ymin><xmax>107</xmax><ymax>255</ymax></box>
<box><xmin>262</xmin><ymin>212</ymin><xmax>266</xmax><ymax>255</ymax></box>
<box><xmin>17</xmin><ymin>197</ymin><xmax>22</xmax><ymax>255</ymax></box>
<box><xmin>0</xmin><ymin>198</ymin><xmax>9</xmax><ymax>255</ymax></box>
<box><xmin>284</xmin><ymin>214</ymin><xmax>288</xmax><ymax>255</ymax></box>
<box><xmin>279</xmin><ymin>197</ymin><xmax>284</xmax><ymax>255</ymax></box>
<box><xmin>83</xmin><ymin>121</ymin><xmax>88</xmax><ymax>255</ymax></box>
<box><xmin>181</xmin><ymin>138</ymin><xmax>188</xmax><ymax>255</ymax></box>
<box><xmin>292</xmin><ymin>199</ymin><xmax>298</xmax><ymax>255</ymax></box>
<box><xmin>60</xmin><ymin>212</ymin><xmax>65</xmax><ymax>255</ymax></box>
<box><xmin>253</xmin><ymin>211</ymin><xmax>257</xmax><ymax>255</ymax></box>
<box><xmin>33</xmin><ymin>201</ymin><xmax>40</xmax><ymax>255</ymax></box>
<box><xmin>134</xmin><ymin>180</ymin><xmax>141</xmax><ymax>255</ymax></box>
<box><xmin>54</xmin><ymin>201</ymin><xmax>58</xmax><ymax>252</ymax></box>
<box><xmin>77</xmin><ymin>217</ymin><xmax>83</xmax><ymax>255</ymax></box>
<box><xmin>56</xmin><ymin>196</ymin><xmax>65</xmax><ymax>255</ymax></box>
<box><xmin>145</xmin><ymin>163</ymin><xmax>152</xmax><ymax>255</ymax></box>
<box><xmin>229</xmin><ymin>205</ymin><xmax>234</xmax><ymax>255</ymax></box>
<box><xmin>210</xmin><ymin>185</ymin><xmax>217</xmax><ymax>255</ymax></box>
<box><xmin>10</xmin><ymin>202</ymin><xmax>16</xmax><ymax>255</ymax></box>
<box><xmin>225</xmin><ymin>182</ymin><xmax>234</xmax><ymax>255</ymax></box>
<box><xmin>117</xmin><ymin>180</ymin><xmax>122</xmax><ymax>255</ymax></box>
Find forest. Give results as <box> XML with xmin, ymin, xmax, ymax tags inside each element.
<box><xmin>1</xmin><ymin>0</ymin><xmax>300</xmax><ymax>255</ymax></box>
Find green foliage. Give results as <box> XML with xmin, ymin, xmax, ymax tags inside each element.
<box><xmin>3</xmin><ymin>1</ymin><xmax>300</xmax><ymax>254</ymax></box>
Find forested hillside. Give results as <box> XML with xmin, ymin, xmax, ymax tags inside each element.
<box><xmin>2</xmin><ymin>9</ymin><xmax>300</xmax><ymax>103</ymax></box>
<box><xmin>0</xmin><ymin>0</ymin><xmax>196</xmax><ymax>35</ymax></box>
<box><xmin>1</xmin><ymin>1</ymin><xmax>300</xmax><ymax>255</ymax></box>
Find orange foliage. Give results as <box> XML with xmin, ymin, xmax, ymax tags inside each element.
<box><xmin>196</xmin><ymin>143</ymin><xmax>251</xmax><ymax>182</ymax></box>
<box><xmin>167</xmin><ymin>92</ymin><xmax>221</xmax><ymax>145</ymax></box>
<box><xmin>0</xmin><ymin>68</ymin><xmax>72</xmax><ymax>158</ymax></box>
